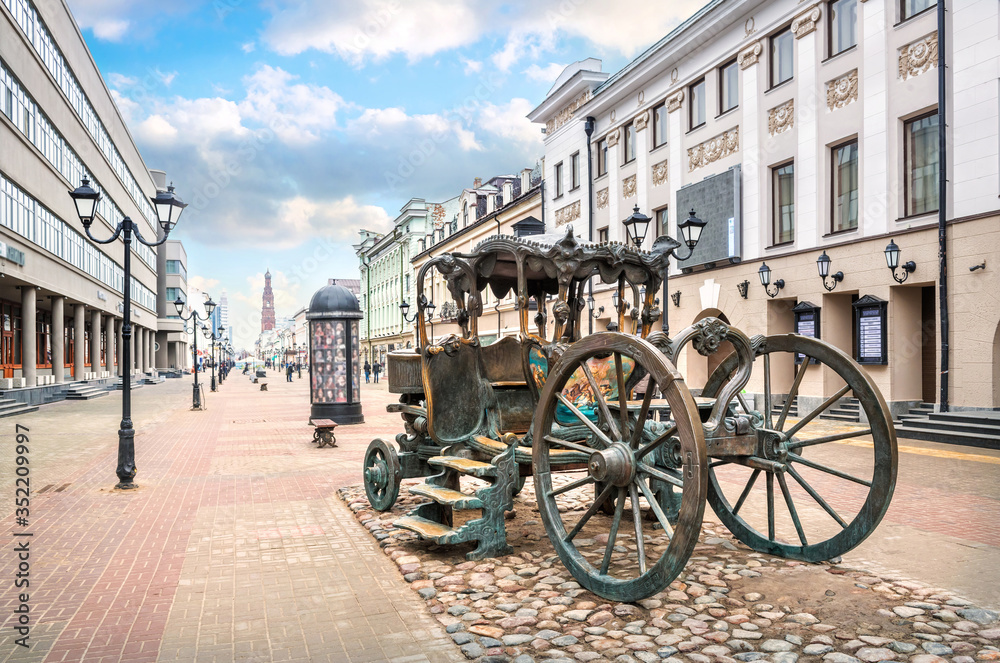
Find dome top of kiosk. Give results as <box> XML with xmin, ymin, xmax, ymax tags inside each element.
<box><xmin>307</xmin><ymin>284</ymin><xmax>362</xmax><ymax>319</ymax></box>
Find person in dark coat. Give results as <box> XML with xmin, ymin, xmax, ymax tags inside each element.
<box><xmin>372</xmin><ymin>361</ymin><xmax>381</xmax><ymax>383</ymax></box>
<box><xmin>364</xmin><ymin>360</ymin><xmax>371</xmax><ymax>383</ymax></box>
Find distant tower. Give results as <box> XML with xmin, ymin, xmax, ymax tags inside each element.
<box><xmin>261</xmin><ymin>269</ymin><xmax>275</xmax><ymax>332</ymax></box>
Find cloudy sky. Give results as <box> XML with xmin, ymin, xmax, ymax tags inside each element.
<box><xmin>67</xmin><ymin>0</ymin><xmax>706</xmax><ymax>349</ymax></box>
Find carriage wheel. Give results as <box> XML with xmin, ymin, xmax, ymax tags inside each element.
<box><xmin>703</xmin><ymin>334</ymin><xmax>897</xmax><ymax>561</ymax></box>
<box><xmin>364</xmin><ymin>438</ymin><xmax>401</xmax><ymax>511</ymax></box>
<box><xmin>532</xmin><ymin>333</ymin><xmax>707</xmax><ymax>602</ymax></box>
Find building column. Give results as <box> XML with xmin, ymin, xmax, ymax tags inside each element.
<box><xmin>739</xmin><ymin>41</ymin><xmax>762</xmax><ymax>259</ymax></box>
<box><xmin>793</xmin><ymin>7</ymin><xmax>820</xmax><ymax>248</ymax></box>
<box><xmin>634</xmin><ymin>110</ymin><xmax>650</xmax><ymax>240</ymax></box>
<box><xmin>666</xmin><ymin>90</ymin><xmax>684</xmax><ymax>243</ymax></box>
<box><xmin>52</xmin><ymin>296</ymin><xmax>64</xmax><ymax>383</ymax></box>
<box><xmin>861</xmin><ymin>0</ymin><xmax>890</xmax><ymax>235</ymax></box>
<box><xmin>129</xmin><ymin>323</ymin><xmax>136</xmax><ymax>375</ymax></box>
<box><xmin>137</xmin><ymin>328</ymin><xmax>145</xmax><ymax>373</ymax></box>
<box><xmin>74</xmin><ymin>304</ymin><xmax>85</xmax><ymax>381</ymax></box>
<box><xmin>90</xmin><ymin>310</ymin><xmax>101</xmax><ymax>377</ymax></box>
<box><xmin>21</xmin><ymin>288</ymin><xmax>36</xmax><ymax>386</ymax></box>
<box><xmin>607</xmin><ymin>127</ymin><xmax>623</xmax><ymax>243</ymax></box>
<box><xmin>116</xmin><ymin>318</ymin><xmax>124</xmax><ymax>377</ymax></box>
<box><xmin>149</xmin><ymin>331</ymin><xmax>156</xmax><ymax>372</ymax></box>
<box><xmin>105</xmin><ymin>314</ymin><xmax>115</xmax><ymax>375</ymax></box>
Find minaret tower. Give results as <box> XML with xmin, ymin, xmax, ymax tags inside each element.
<box><xmin>261</xmin><ymin>269</ymin><xmax>275</xmax><ymax>332</ymax></box>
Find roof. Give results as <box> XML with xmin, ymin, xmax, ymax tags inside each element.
<box><xmin>307</xmin><ymin>284</ymin><xmax>362</xmax><ymax>319</ymax></box>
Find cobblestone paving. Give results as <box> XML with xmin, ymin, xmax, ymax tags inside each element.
<box><xmin>342</xmin><ymin>480</ymin><xmax>1000</xmax><ymax>663</ymax></box>
<box><xmin>0</xmin><ymin>374</ymin><xmax>463</xmax><ymax>662</ymax></box>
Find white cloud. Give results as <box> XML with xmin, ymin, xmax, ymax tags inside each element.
<box><xmin>189</xmin><ymin>276</ymin><xmax>220</xmax><ymax>292</ymax></box>
<box><xmin>91</xmin><ymin>18</ymin><xmax>129</xmax><ymax>41</ymax></box>
<box><xmin>262</xmin><ymin>0</ymin><xmax>481</xmax><ymax>64</ymax></box>
<box><xmin>241</xmin><ymin>42</ymin><xmax>256</xmax><ymax>53</ymax></box>
<box><xmin>461</xmin><ymin>58</ymin><xmax>483</xmax><ymax>75</ymax></box>
<box><xmin>524</xmin><ymin>62</ymin><xmax>566</xmax><ymax>84</ymax></box>
<box><xmin>238</xmin><ymin>65</ymin><xmax>347</xmax><ymax>145</ymax></box>
<box><xmin>476</xmin><ymin>98</ymin><xmax>543</xmax><ymax>148</ymax></box>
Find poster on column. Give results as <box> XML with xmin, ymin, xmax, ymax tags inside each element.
<box><xmin>311</xmin><ymin>320</ymin><xmax>348</xmax><ymax>403</ymax></box>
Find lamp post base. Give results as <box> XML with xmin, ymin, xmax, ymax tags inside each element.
<box><xmin>192</xmin><ymin>382</ymin><xmax>203</xmax><ymax>410</ymax></box>
<box><xmin>115</xmin><ymin>480</ymin><xmax>138</xmax><ymax>490</ymax></box>
<box><xmin>210</xmin><ymin>376</ymin><xmax>217</xmax><ymax>392</ymax></box>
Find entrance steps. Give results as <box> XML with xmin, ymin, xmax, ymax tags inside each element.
<box><xmin>0</xmin><ymin>398</ymin><xmax>38</xmax><ymax>418</ymax></box>
<box><xmin>64</xmin><ymin>382</ymin><xmax>109</xmax><ymax>400</ymax></box>
<box><xmin>894</xmin><ymin>405</ymin><xmax>1000</xmax><ymax>450</ymax></box>
<box><xmin>820</xmin><ymin>397</ymin><xmax>861</xmax><ymax>423</ymax></box>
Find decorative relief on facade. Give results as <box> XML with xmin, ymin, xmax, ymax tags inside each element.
<box><xmin>634</xmin><ymin>110</ymin><xmax>649</xmax><ymax>132</ymax></box>
<box><xmin>622</xmin><ymin>175</ymin><xmax>637</xmax><ymax>199</ymax></box>
<box><xmin>545</xmin><ymin>89</ymin><xmax>592</xmax><ymax>135</ymax></box>
<box><xmin>596</xmin><ymin>188</ymin><xmax>609</xmax><ymax>210</ymax></box>
<box><xmin>738</xmin><ymin>41</ymin><xmax>762</xmax><ymax>69</ymax></box>
<box><xmin>606</xmin><ymin>128</ymin><xmax>620</xmax><ymax>147</ymax></box>
<box><xmin>791</xmin><ymin>5</ymin><xmax>821</xmax><ymax>39</ymax></box>
<box><xmin>768</xmin><ymin>100</ymin><xmax>794</xmax><ymax>136</ymax></box>
<box><xmin>667</xmin><ymin>90</ymin><xmax>685</xmax><ymax>113</ymax></box>
<box><xmin>687</xmin><ymin>127</ymin><xmax>740</xmax><ymax>172</ymax></box>
<box><xmin>826</xmin><ymin>70</ymin><xmax>858</xmax><ymax>111</ymax></box>
<box><xmin>652</xmin><ymin>159</ymin><xmax>668</xmax><ymax>187</ymax></box>
<box><xmin>899</xmin><ymin>33</ymin><xmax>938</xmax><ymax>81</ymax></box>
<box><xmin>554</xmin><ymin>200</ymin><xmax>581</xmax><ymax>226</ymax></box>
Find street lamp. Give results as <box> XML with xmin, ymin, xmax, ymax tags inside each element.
<box><xmin>623</xmin><ymin>205</ymin><xmax>652</xmax><ymax>248</ymax></box>
<box><xmin>175</xmin><ymin>295</ymin><xmax>214</xmax><ymax>409</ymax></box>
<box><xmin>758</xmin><ymin>263</ymin><xmax>785</xmax><ymax>298</ymax></box>
<box><xmin>425</xmin><ymin>300</ymin><xmax>436</xmax><ymax>343</ymax></box>
<box><xmin>69</xmin><ymin>178</ymin><xmax>186</xmax><ymax>489</ymax></box>
<box><xmin>201</xmin><ymin>323</ymin><xmax>221</xmax><ymax>391</ymax></box>
<box><xmin>884</xmin><ymin>239</ymin><xmax>916</xmax><ymax>284</ymax></box>
<box><xmin>816</xmin><ymin>251</ymin><xmax>844</xmax><ymax>291</ymax></box>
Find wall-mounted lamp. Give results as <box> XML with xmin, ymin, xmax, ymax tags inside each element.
<box><xmin>671</xmin><ymin>291</ymin><xmax>681</xmax><ymax>307</ymax></box>
<box><xmin>970</xmin><ymin>261</ymin><xmax>986</xmax><ymax>272</ymax></box>
<box><xmin>883</xmin><ymin>240</ymin><xmax>916</xmax><ymax>283</ymax></box>
<box><xmin>736</xmin><ymin>280</ymin><xmax>750</xmax><ymax>299</ymax></box>
<box><xmin>586</xmin><ymin>294</ymin><xmax>604</xmax><ymax>319</ymax></box>
<box><xmin>816</xmin><ymin>251</ymin><xmax>844</xmax><ymax>291</ymax></box>
<box><xmin>758</xmin><ymin>262</ymin><xmax>784</xmax><ymax>298</ymax></box>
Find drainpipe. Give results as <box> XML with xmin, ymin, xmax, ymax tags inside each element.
<box><xmin>585</xmin><ymin>116</ymin><xmax>596</xmax><ymax>335</ymax></box>
<box><xmin>540</xmin><ymin>180</ymin><xmax>546</xmax><ymax>230</ymax></box>
<box><xmin>937</xmin><ymin>0</ymin><xmax>949</xmax><ymax>412</ymax></box>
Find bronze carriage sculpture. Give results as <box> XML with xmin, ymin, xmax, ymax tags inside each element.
<box><xmin>362</xmin><ymin>227</ymin><xmax>897</xmax><ymax>602</ymax></box>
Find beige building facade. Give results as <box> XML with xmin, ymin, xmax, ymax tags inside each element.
<box><xmin>0</xmin><ymin>0</ymin><xmax>165</xmax><ymax>401</ymax></box>
<box><xmin>529</xmin><ymin>0</ymin><xmax>999</xmax><ymax>415</ymax></box>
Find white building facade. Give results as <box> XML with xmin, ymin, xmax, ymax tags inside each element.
<box><xmin>530</xmin><ymin>0</ymin><xmax>1000</xmax><ymax>414</ymax></box>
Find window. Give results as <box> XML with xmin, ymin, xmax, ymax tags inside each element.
<box><xmin>623</xmin><ymin>122</ymin><xmax>636</xmax><ymax>163</ymax></box>
<box><xmin>831</xmin><ymin>140</ymin><xmax>859</xmax><ymax>232</ymax></box>
<box><xmin>166</xmin><ymin>287</ymin><xmax>184</xmax><ymax>302</ymax></box>
<box><xmin>654</xmin><ymin>208</ymin><xmax>669</xmax><ymax>238</ymax></box>
<box><xmin>772</xmin><ymin>161</ymin><xmax>795</xmax><ymax>244</ymax></box>
<box><xmin>829</xmin><ymin>0</ymin><xmax>857</xmax><ymax>56</ymax></box>
<box><xmin>554</xmin><ymin>161</ymin><xmax>564</xmax><ymax>197</ymax></box>
<box><xmin>463</xmin><ymin>202</ymin><xmax>469</xmax><ymax>226</ymax></box>
<box><xmin>165</xmin><ymin>260</ymin><xmax>187</xmax><ymax>279</ymax></box>
<box><xmin>720</xmin><ymin>60</ymin><xmax>739</xmax><ymax>114</ymax></box>
<box><xmin>771</xmin><ymin>28</ymin><xmax>794</xmax><ymax>87</ymax></box>
<box><xmin>653</xmin><ymin>102</ymin><xmax>668</xmax><ymax>148</ymax></box>
<box><xmin>598</xmin><ymin>227</ymin><xmax>609</xmax><ymax>244</ymax></box>
<box><xmin>570</xmin><ymin>152</ymin><xmax>580</xmax><ymax>190</ymax></box>
<box><xmin>905</xmin><ymin>112</ymin><xmax>939</xmax><ymax>216</ymax></box>
<box><xmin>597</xmin><ymin>138</ymin><xmax>608</xmax><ymax>176</ymax></box>
<box><xmin>689</xmin><ymin>78</ymin><xmax>706</xmax><ymax>129</ymax></box>
<box><xmin>901</xmin><ymin>0</ymin><xmax>935</xmax><ymax>20</ymax></box>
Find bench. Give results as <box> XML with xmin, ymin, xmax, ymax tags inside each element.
<box><xmin>312</xmin><ymin>419</ymin><xmax>338</xmax><ymax>448</ymax></box>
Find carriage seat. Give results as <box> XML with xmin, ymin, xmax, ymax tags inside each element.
<box><xmin>526</xmin><ymin>343</ymin><xmax>636</xmax><ymax>426</ymax></box>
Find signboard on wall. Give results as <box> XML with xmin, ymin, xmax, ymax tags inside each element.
<box><xmin>853</xmin><ymin>295</ymin><xmax>888</xmax><ymax>365</ymax></box>
<box><xmin>792</xmin><ymin>301</ymin><xmax>820</xmax><ymax>365</ymax></box>
<box><xmin>676</xmin><ymin>165</ymin><xmax>741</xmax><ymax>270</ymax></box>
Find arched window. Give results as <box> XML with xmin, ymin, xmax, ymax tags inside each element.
<box><xmin>463</xmin><ymin>202</ymin><xmax>468</xmax><ymax>227</ymax></box>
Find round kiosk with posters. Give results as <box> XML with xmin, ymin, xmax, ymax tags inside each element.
<box><xmin>307</xmin><ymin>283</ymin><xmax>364</xmax><ymax>424</ymax></box>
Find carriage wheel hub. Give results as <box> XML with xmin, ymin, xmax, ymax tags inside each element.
<box><xmin>588</xmin><ymin>443</ymin><xmax>635</xmax><ymax>487</ymax></box>
<box><xmin>757</xmin><ymin>429</ymin><xmax>789</xmax><ymax>462</ymax></box>
<box><xmin>365</xmin><ymin>461</ymin><xmax>388</xmax><ymax>489</ymax></box>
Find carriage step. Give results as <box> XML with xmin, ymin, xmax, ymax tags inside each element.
<box><xmin>427</xmin><ymin>456</ymin><xmax>496</xmax><ymax>477</ymax></box>
<box><xmin>393</xmin><ymin>515</ymin><xmax>458</xmax><ymax>541</ymax></box>
<box><xmin>470</xmin><ymin>435</ymin><xmax>588</xmax><ymax>464</ymax></box>
<box><xmin>820</xmin><ymin>412</ymin><xmax>861</xmax><ymax>422</ymax></box>
<box><xmin>409</xmin><ymin>483</ymin><xmax>483</xmax><ymax>509</ymax></box>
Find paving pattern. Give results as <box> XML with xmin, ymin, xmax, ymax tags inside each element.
<box><xmin>0</xmin><ymin>374</ymin><xmax>462</xmax><ymax>662</ymax></box>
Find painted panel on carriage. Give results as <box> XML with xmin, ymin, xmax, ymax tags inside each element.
<box><xmin>529</xmin><ymin>347</ymin><xmax>635</xmax><ymax>425</ymax></box>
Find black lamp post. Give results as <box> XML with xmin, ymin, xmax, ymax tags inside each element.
<box><xmin>816</xmin><ymin>251</ymin><xmax>844</xmax><ymax>291</ymax></box>
<box><xmin>884</xmin><ymin>240</ymin><xmax>916</xmax><ymax>284</ymax></box>
<box><xmin>175</xmin><ymin>295</ymin><xmax>214</xmax><ymax>409</ymax></box>
<box><xmin>69</xmin><ymin>178</ymin><xmax>186</xmax><ymax>489</ymax></box>
<box><xmin>425</xmin><ymin>300</ymin><xmax>436</xmax><ymax>342</ymax></box>
<box><xmin>203</xmin><ymin>323</ymin><xmax>222</xmax><ymax>391</ymax></box>
<box><xmin>758</xmin><ymin>262</ymin><xmax>785</xmax><ymax>298</ymax></box>
<box><xmin>622</xmin><ymin>206</ymin><xmax>706</xmax><ymax>336</ymax></box>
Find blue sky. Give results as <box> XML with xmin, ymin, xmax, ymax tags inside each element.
<box><xmin>66</xmin><ymin>0</ymin><xmax>706</xmax><ymax>349</ymax></box>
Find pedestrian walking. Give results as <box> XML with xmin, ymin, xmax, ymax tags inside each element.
<box><xmin>286</xmin><ymin>363</ymin><xmax>293</xmax><ymax>382</ymax></box>
<box><xmin>373</xmin><ymin>361</ymin><xmax>381</xmax><ymax>384</ymax></box>
<box><xmin>364</xmin><ymin>360</ymin><xmax>371</xmax><ymax>383</ymax></box>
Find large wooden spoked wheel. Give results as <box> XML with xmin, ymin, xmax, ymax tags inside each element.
<box><xmin>703</xmin><ymin>334</ymin><xmax>897</xmax><ymax>561</ymax></box>
<box><xmin>364</xmin><ymin>438</ymin><xmax>402</xmax><ymax>512</ymax></box>
<box><xmin>532</xmin><ymin>333</ymin><xmax>707</xmax><ymax>602</ymax></box>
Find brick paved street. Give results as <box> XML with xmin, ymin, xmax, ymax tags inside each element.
<box><xmin>0</xmin><ymin>374</ymin><xmax>462</xmax><ymax>662</ymax></box>
<box><xmin>0</xmin><ymin>372</ymin><xmax>997</xmax><ymax>662</ymax></box>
